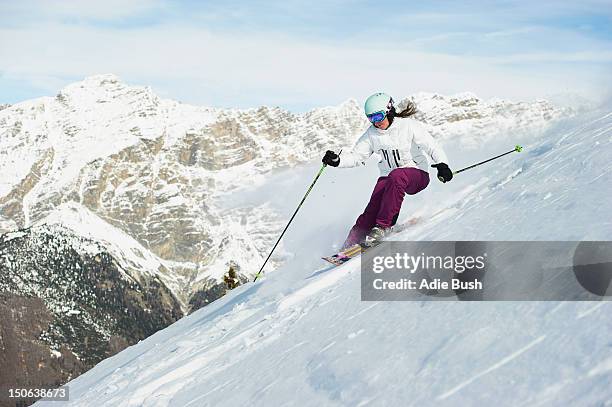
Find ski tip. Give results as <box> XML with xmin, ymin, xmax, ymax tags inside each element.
<box><xmin>321</xmin><ymin>257</ymin><xmax>343</xmax><ymax>266</ymax></box>
<box><xmin>515</xmin><ymin>144</ymin><xmax>523</xmax><ymax>152</ymax></box>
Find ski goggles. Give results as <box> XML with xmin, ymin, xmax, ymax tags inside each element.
<box><xmin>366</xmin><ymin>111</ymin><xmax>386</xmax><ymax>123</ymax></box>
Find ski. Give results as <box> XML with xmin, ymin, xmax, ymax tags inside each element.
<box><xmin>322</xmin><ymin>239</ymin><xmax>387</xmax><ymax>266</ymax></box>
<box><xmin>321</xmin><ymin>243</ymin><xmax>363</xmax><ymax>266</ymax></box>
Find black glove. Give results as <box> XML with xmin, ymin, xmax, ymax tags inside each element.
<box><xmin>431</xmin><ymin>163</ymin><xmax>453</xmax><ymax>183</ymax></box>
<box><xmin>322</xmin><ymin>150</ymin><xmax>340</xmax><ymax>167</ymax></box>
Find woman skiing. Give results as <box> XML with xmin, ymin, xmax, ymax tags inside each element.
<box><xmin>322</xmin><ymin>92</ymin><xmax>453</xmax><ymax>248</ymax></box>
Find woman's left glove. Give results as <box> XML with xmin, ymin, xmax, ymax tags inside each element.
<box><xmin>431</xmin><ymin>163</ymin><xmax>453</xmax><ymax>183</ymax></box>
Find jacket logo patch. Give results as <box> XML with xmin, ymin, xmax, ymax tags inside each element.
<box><xmin>380</xmin><ymin>149</ymin><xmax>401</xmax><ymax>168</ymax></box>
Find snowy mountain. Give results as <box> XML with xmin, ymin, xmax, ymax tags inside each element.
<box><xmin>0</xmin><ymin>74</ymin><xmax>576</xmax><ymax>405</ymax></box>
<box><xmin>33</xmin><ymin>105</ymin><xmax>612</xmax><ymax>406</ymax></box>
<box><xmin>0</xmin><ymin>74</ymin><xmax>569</xmax><ymax>305</ymax></box>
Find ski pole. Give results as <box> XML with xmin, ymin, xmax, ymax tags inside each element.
<box><xmin>253</xmin><ymin>164</ymin><xmax>327</xmax><ymax>282</ymax></box>
<box><xmin>451</xmin><ymin>145</ymin><xmax>523</xmax><ymax>178</ymax></box>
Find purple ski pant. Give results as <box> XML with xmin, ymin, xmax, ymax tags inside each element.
<box><xmin>343</xmin><ymin>167</ymin><xmax>430</xmax><ymax>248</ymax></box>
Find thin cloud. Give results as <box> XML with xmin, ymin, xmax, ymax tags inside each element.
<box><xmin>1</xmin><ymin>1</ymin><xmax>610</xmax><ymax>109</ymax></box>
<box><xmin>484</xmin><ymin>26</ymin><xmax>540</xmax><ymax>38</ymax></box>
<box><xmin>487</xmin><ymin>51</ymin><xmax>612</xmax><ymax>64</ymax></box>
<box><xmin>0</xmin><ymin>0</ymin><xmax>168</xmax><ymax>22</ymax></box>
<box><xmin>408</xmin><ymin>32</ymin><xmax>472</xmax><ymax>45</ymax></box>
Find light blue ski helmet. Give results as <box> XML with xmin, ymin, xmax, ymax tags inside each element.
<box><xmin>364</xmin><ymin>92</ymin><xmax>394</xmax><ymax>116</ymax></box>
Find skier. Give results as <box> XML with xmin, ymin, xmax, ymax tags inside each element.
<box><xmin>322</xmin><ymin>92</ymin><xmax>453</xmax><ymax>248</ymax></box>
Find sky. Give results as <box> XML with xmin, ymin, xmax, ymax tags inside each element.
<box><xmin>1</xmin><ymin>0</ymin><xmax>611</xmax><ymax>111</ymax></box>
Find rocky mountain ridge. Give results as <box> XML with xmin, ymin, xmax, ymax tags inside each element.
<box><xmin>0</xmin><ymin>75</ymin><xmax>569</xmax><ymax>307</ymax></box>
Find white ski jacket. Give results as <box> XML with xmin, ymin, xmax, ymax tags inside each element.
<box><xmin>339</xmin><ymin>118</ymin><xmax>448</xmax><ymax>177</ymax></box>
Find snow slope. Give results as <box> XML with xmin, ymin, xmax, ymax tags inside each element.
<box><xmin>33</xmin><ymin>102</ymin><xmax>612</xmax><ymax>405</ymax></box>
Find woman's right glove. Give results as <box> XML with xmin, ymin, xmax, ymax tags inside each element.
<box><xmin>322</xmin><ymin>150</ymin><xmax>340</xmax><ymax>167</ymax></box>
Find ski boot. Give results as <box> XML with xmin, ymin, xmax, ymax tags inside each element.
<box><xmin>363</xmin><ymin>225</ymin><xmax>389</xmax><ymax>247</ymax></box>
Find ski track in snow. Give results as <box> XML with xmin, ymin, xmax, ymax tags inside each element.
<box><xmin>588</xmin><ymin>358</ymin><xmax>612</xmax><ymax>378</ymax></box>
<box><xmin>346</xmin><ymin>303</ymin><xmax>379</xmax><ymax>320</ymax></box>
<box><xmin>278</xmin><ymin>263</ymin><xmax>356</xmax><ymax>311</ymax></box>
<box><xmin>437</xmin><ymin>335</ymin><xmax>547</xmax><ymax>401</ymax></box>
<box><xmin>576</xmin><ymin>302</ymin><xmax>607</xmax><ymax>319</ymax></box>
